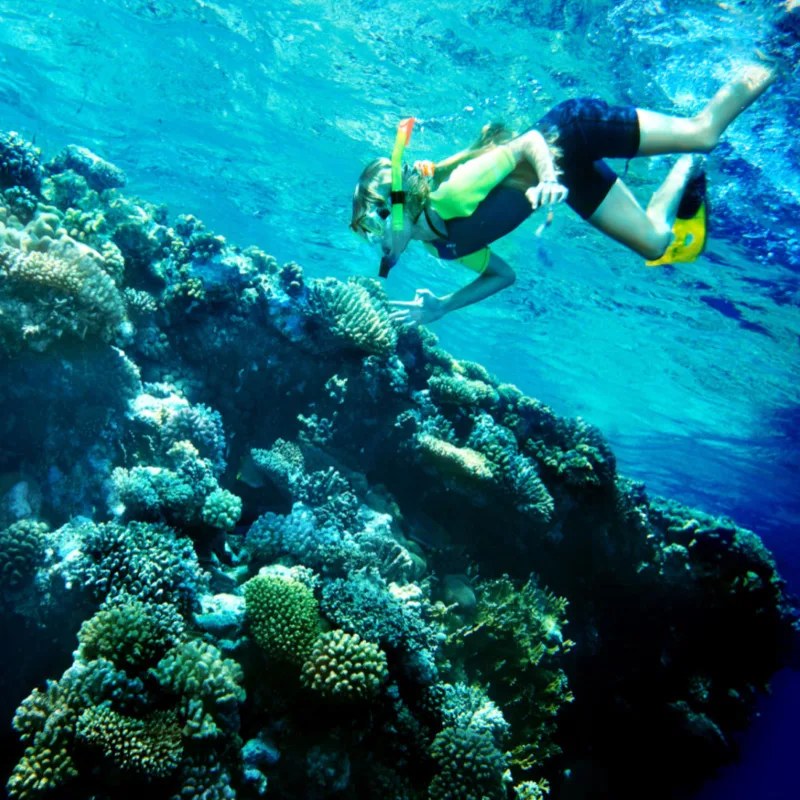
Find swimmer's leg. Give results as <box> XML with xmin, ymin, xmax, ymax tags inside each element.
<box><xmin>588</xmin><ymin>172</ymin><xmax>690</xmax><ymax>261</ymax></box>
<box><xmin>636</xmin><ymin>64</ymin><xmax>777</xmax><ymax>156</ymax></box>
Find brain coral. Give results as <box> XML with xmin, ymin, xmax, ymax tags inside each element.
<box><xmin>301</xmin><ymin>630</ymin><xmax>389</xmax><ymax>701</ymax></box>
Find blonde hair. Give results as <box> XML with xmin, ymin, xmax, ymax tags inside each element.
<box><xmin>350</xmin><ymin>122</ymin><xmax>560</xmax><ymax>231</ymax></box>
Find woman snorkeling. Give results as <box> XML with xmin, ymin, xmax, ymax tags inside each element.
<box><xmin>349</xmin><ymin>64</ymin><xmax>777</xmax><ymax>326</ymax></box>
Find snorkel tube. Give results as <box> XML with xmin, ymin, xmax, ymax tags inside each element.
<box><xmin>379</xmin><ymin>116</ymin><xmax>416</xmax><ymax>278</ymax></box>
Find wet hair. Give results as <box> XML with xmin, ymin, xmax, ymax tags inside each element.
<box><xmin>350</xmin><ymin>121</ymin><xmax>560</xmax><ymax>233</ymax></box>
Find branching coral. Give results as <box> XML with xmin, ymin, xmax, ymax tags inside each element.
<box><xmin>151</xmin><ymin>640</ymin><xmax>245</xmax><ymax>740</ymax></box>
<box><xmin>301</xmin><ymin>629</ymin><xmax>389</xmax><ymax>700</ymax></box>
<box><xmin>244</xmin><ymin>574</ymin><xmax>321</xmax><ymax>665</ymax></box>
<box><xmin>75</xmin><ymin>598</ymin><xmax>185</xmax><ymax>671</ymax></box>
<box><xmin>76</xmin><ymin>706</ymin><xmax>183</xmax><ymax>778</ymax></box>
<box><xmin>7</xmin><ymin>658</ymin><xmax>149</xmax><ymax>799</ymax></box>
<box><xmin>76</xmin><ymin>519</ymin><xmax>206</xmax><ymax>613</ymax></box>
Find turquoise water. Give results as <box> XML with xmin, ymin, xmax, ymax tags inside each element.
<box><xmin>3</xmin><ymin>0</ymin><xmax>796</xmax><ymax>533</ymax></box>
<box><xmin>1</xmin><ymin>0</ymin><xmax>798</xmax><ymax>797</ymax></box>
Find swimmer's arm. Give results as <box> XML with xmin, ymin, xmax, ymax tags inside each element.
<box><xmin>440</xmin><ymin>251</ymin><xmax>516</xmax><ymax>316</ymax></box>
<box><xmin>508</xmin><ymin>129</ymin><xmax>558</xmax><ymax>182</ymax></box>
<box><xmin>389</xmin><ymin>253</ymin><xmax>515</xmax><ymax>325</ymax></box>
<box><xmin>508</xmin><ymin>131</ymin><xmax>568</xmax><ymax>208</ymax></box>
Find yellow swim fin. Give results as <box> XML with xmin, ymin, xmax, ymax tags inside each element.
<box><xmin>646</xmin><ymin>170</ymin><xmax>708</xmax><ymax>267</ymax></box>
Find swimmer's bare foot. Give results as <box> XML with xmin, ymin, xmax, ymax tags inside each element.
<box><xmin>696</xmin><ymin>64</ymin><xmax>777</xmax><ymax>139</ymax></box>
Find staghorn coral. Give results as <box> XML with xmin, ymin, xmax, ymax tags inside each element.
<box><xmin>308</xmin><ymin>276</ymin><xmax>397</xmax><ymax>355</ymax></box>
<box><xmin>75</xmin><ymin>705</ymin><xmax>182</xmax><ymax>778</ymax></box>
<box><xmin>0</xmin><ymin>519</ymin><xmax>47</xmax><ymax>589</ymax></box>
<box><xmin>150</xmin><ymin>640</ymin><xmax>245</xmax><ymax>740</ymax></box>
<box><xmin>301</xmin><ymin>629</ymin><xmax>389</xmax><ymax>701</ymax></box>
<box><xmin>244</xmin><ymin>574</ymin><xmax>321</xmax><ymax>665</ymax></box>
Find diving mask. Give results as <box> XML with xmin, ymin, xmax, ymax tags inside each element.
<box><xmin>353</xmin><ymin>203</ymin><xmax>391</xmax><ymax>244</ymax></box>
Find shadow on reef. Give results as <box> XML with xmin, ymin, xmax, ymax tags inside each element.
<box><xmin>0</xmin><ymin>130</ymin><xmax>798</xmax><ymax>799</ymax></box>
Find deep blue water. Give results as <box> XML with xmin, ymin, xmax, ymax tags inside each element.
<box><xmin>1</xmin><ymin>0</ymin><xmax>798</xmax><ymax>796</ymax></box>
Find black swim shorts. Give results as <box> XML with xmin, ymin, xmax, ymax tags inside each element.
<box><xmin>534</xmin><ymin>97</ymin><xmax>641</xmax><ymax>219</ymax></box>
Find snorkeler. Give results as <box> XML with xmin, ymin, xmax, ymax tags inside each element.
<box><xmin>349</xmin><ymin>64</ymin><xmax>777</xmax><ymax>326</ymax></box>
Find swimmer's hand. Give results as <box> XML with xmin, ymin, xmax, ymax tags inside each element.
<box><xmin>526</xmin><ymin>181</ymin><xmax>568</xmax><ymax>210</ymax></box>
<box><xmin>389</xmin><ymin>289</ymin><xmax>447</xmax><ymax>325</ymax></box>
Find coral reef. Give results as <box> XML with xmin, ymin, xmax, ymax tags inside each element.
<box><xmin>1</xmin><ymin>127</ymin><xmax>797</xmax><ymax>800</ymax></box>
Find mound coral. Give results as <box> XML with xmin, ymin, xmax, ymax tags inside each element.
<box><xmin>428</xmin><ymin>725</ymin><xmax>509</xmax><ymax>800</ymax></box>
<box><xmin>0</xmin><ymin>519</ymin><xmax>47</xmax><ymax>589</ymax></box>
<box><xmin>244</xmin><ymin>574</ymin><xmax>320</xmax><ymax>665</ymax></box>
<box><xmin>301</xmin><ymin>629</ymin><xmax>388</xmax><ymax>700</ymax></box>
<box><xmin>0</xmin><ymin>131</ymin><xmax>42</xmax><ymax>193</ymax></box>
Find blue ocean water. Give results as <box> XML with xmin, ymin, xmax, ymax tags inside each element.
<box><xmin>0</xmin><ymin>1</ymin><xmax>798</xmax><ymax>798</ymax></box>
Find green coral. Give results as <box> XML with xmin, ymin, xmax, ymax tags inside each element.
<box><xmin>443</xmin><ymin>575</ymin><xmax>573</xmax><ymax>773</ymax></box>
<box><xmin>428</xmin><ymin>725</ymin><xmax>509</xmax><ymax>800</ymax></box>
<box><xmin>416</xmin><ymin>434</ymin><xmax>495</xmax><ymax>486</ymax></box>
<box><xmin>249</xmin><ymin>438</ymin><xmax>305</xmax><ymax>494</ymax></box>
<box><xmin>7</xmin><ymin>659</ymin><xmax>147</xmax><ymax>799</ymax></box>
<box><xmin>244</xmin><ymin>574</ymin><xmax>320</xmax><ymax>665</ymax></box>
<box><xmin>301</xmin><ymin>630</ymin><xmax>389</xmax><ymax>700</ymax></box>
<box><xmin>151</xmin><ymin>640</ymin><xmax>245</xmax><ymax>740</ymax></box>
<box><xmin>428</xmin><ymin>372</ymin><xmax>499</xmax><ymax>407</ymax></box>
<box><xmin>309</xmin><ymin>276</ymin><xmax>397</xmax><ymax>355</ymax></box>
<box><xmin>75</xmin><ymin>598</ymin><xmax>184</xmax><ymax>670</ymax></box>
<box><xmin>201</xmin><ymin>488</ymin><xmax>242</xmax><ymax>531</ymax></box>
<box><xmin>0</xmin><ymin>519</ymin><xmax>47</xmax><ymax>589</ymax></box>
<box><xmin>76</xmin><ymin>705</ymin><xmax>182</xmax><ymax>778</ymax></box>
